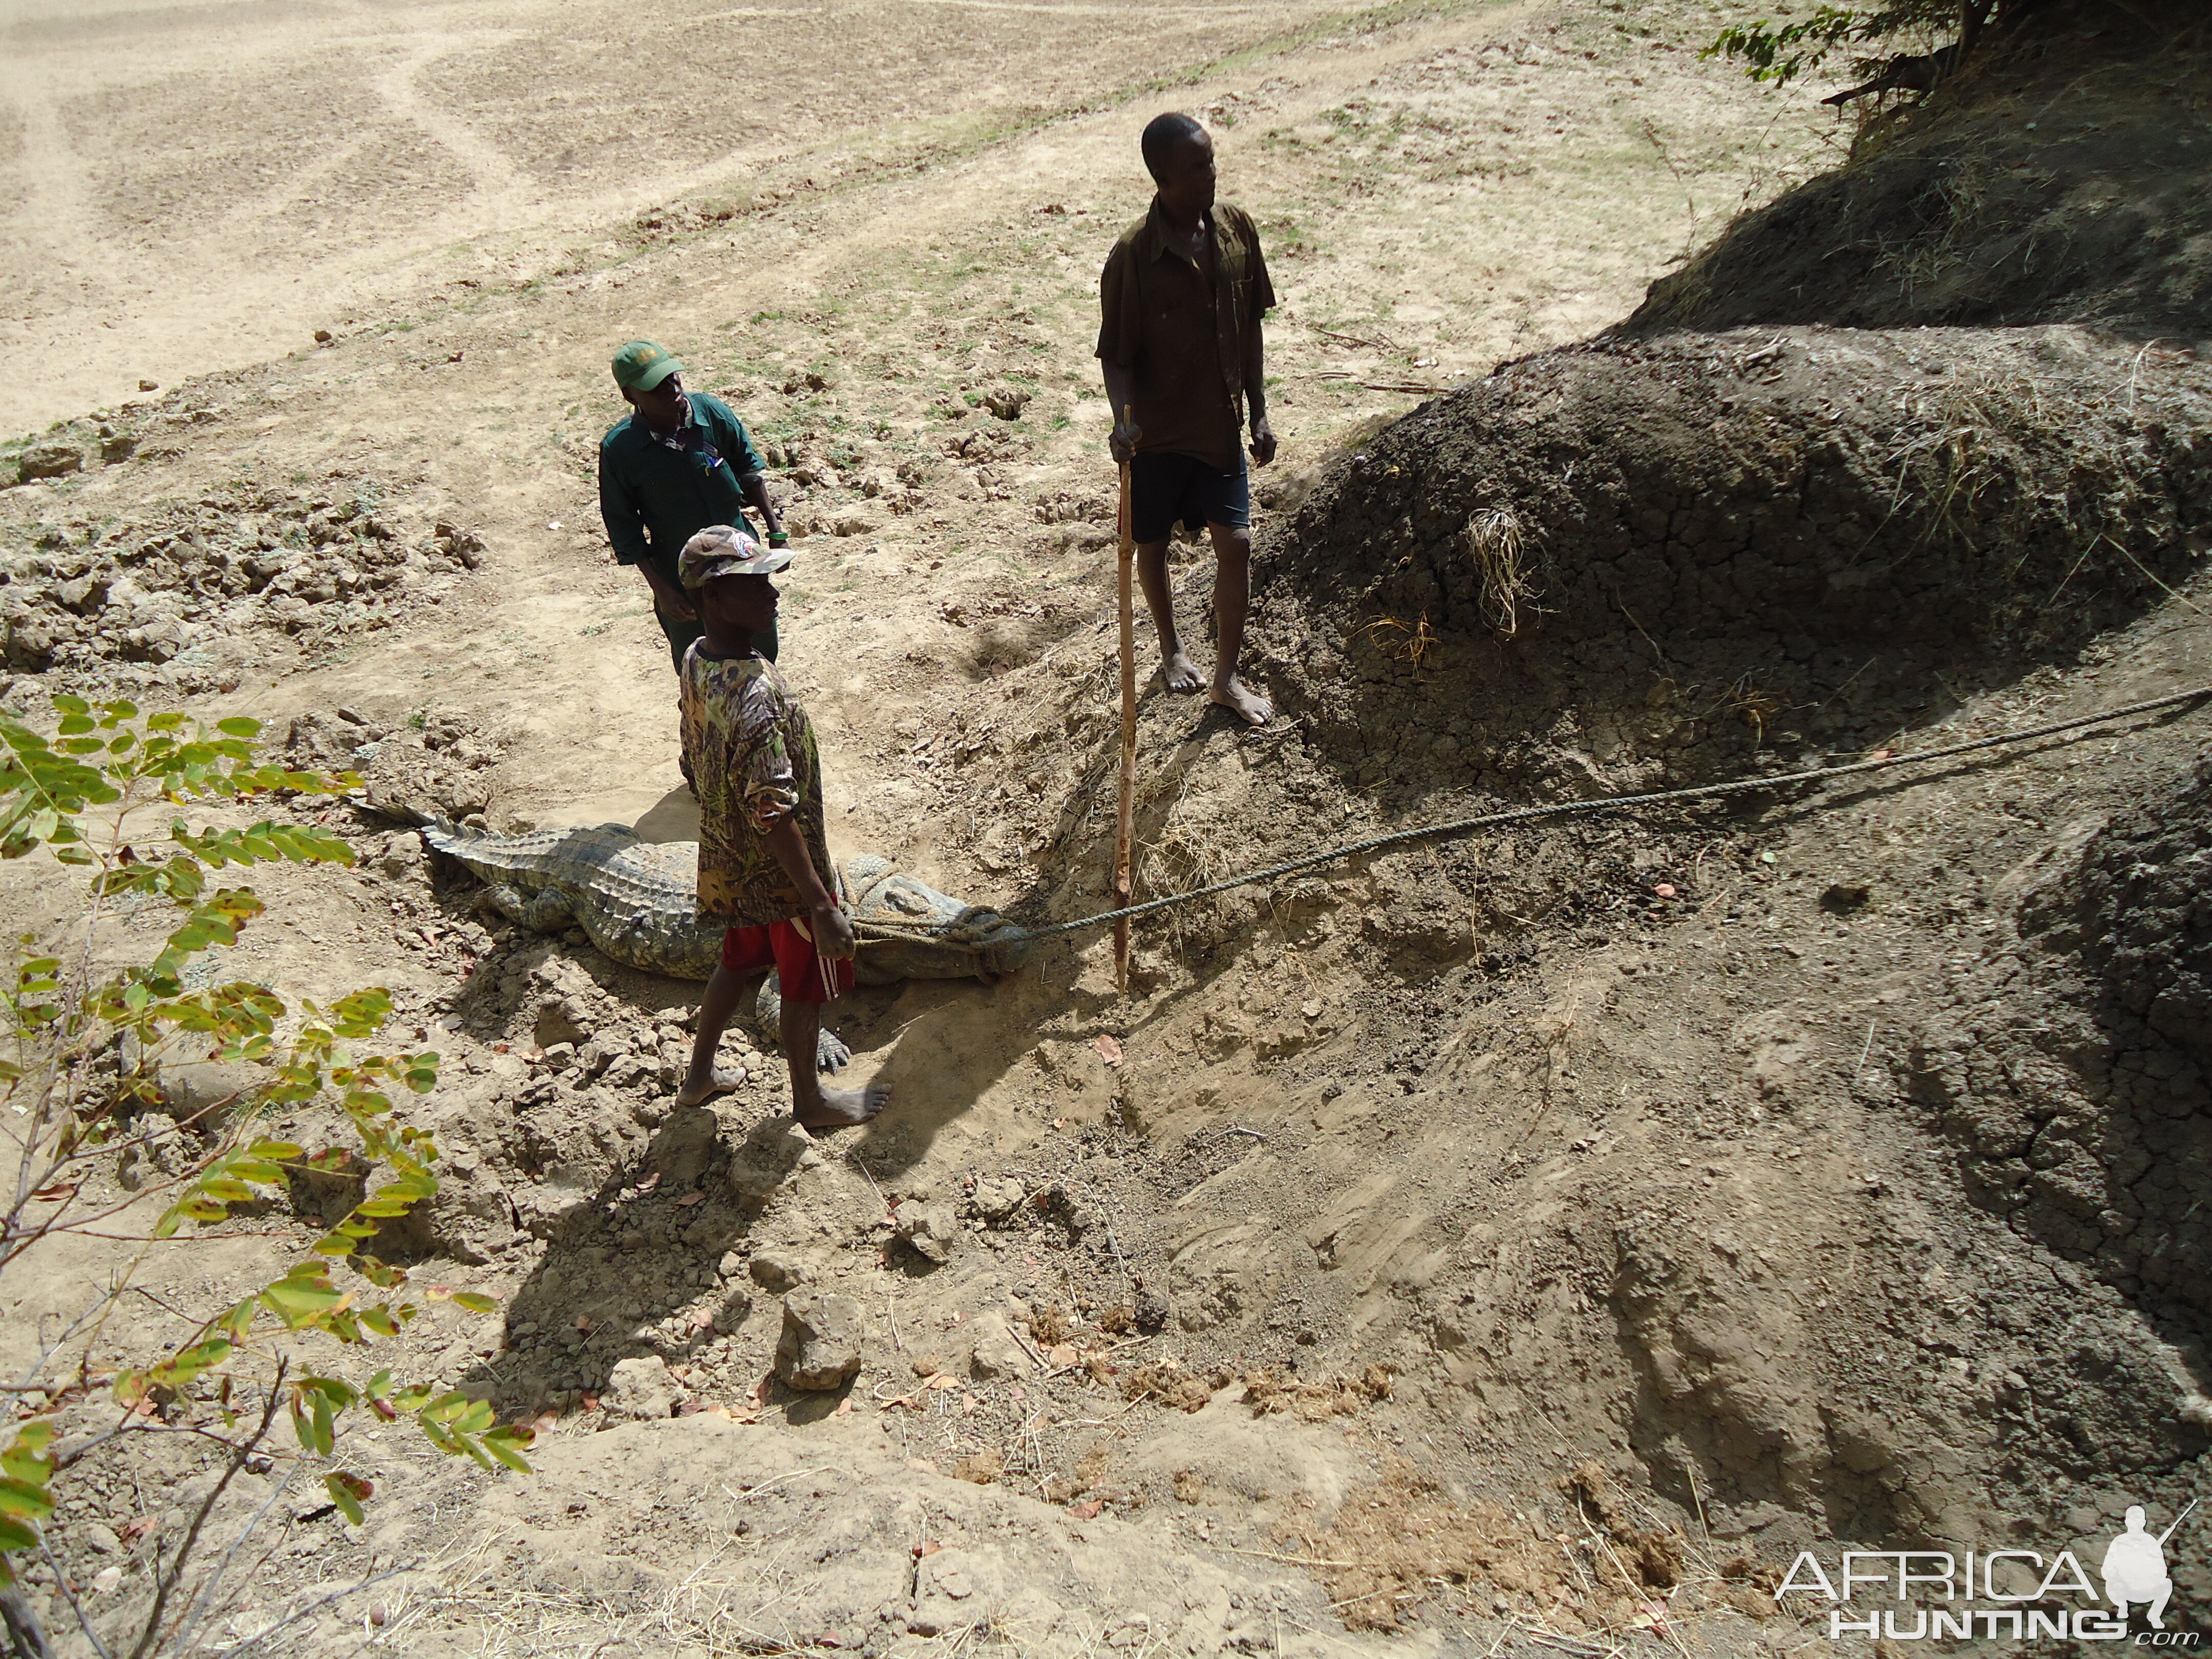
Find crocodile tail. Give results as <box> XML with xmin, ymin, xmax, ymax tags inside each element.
<box><xmin>360</xmin><ymin>799</ymin><xmax>438</xmax><ymax>827</ymax></box>
<box><xmin>415</xmin><ymin>815</ymin><xmax>474</xmax><ymax>857</ymax></box>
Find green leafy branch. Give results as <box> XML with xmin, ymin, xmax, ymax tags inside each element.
<box><xmin>1704</xmin><ymin>2</ymin><xmax>1975</xmax><ymax>85</ymax></box>
<box><xmin>0</xmin><ymin>698</ymin><xmax>354</xmax><ymax>871</ymax></box>
<box><xmin>0</xmin><ymin>1423</ymin><xmax>56</xmax><ymax>1564</ymax></box>
<box><xmin>1705</xmin><ymin>7</ymin><xmax>1870</xmax><ymax>84</ymax></box>
<box><xmin>0</xmin><ymin>695</ymin><xmax>530</xmax><ymax>1639</ymax></box>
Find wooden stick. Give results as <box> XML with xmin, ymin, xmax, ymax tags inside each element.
<box><xmin>1113</xmin><ymin>409</ymin><xmax>1137</xmax><ymax>992</ymax></box>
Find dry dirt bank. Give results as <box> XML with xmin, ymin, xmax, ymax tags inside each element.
<box><xmin>5</xmin><ymin>0</ymin><xmax>2210</xmax><ymax>1654</ymax></box>
<box><xmin>1630</xmin><ymin>1</ymin><xmax>2212</xmax><ymax>336</ymax></box>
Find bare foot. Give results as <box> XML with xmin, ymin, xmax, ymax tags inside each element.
<box><xmin>675</xmin><ymin>1068</ymin><xmax>744</xmax><ymax>1108</ymax></box>
<box><xmin>1162</xmin><ymin>650</ymin><xmax>1204</xmax><ymax>694</ymax></box>
<box><xmin>796</xmin><ymin>1082</ymin><xmax>891</xmax><ymax>1129</ymax></box>
<box><xmin>1210</xmin><ymin>676</ymin><xmax>1273</xmax><ymax>726</ymax></box>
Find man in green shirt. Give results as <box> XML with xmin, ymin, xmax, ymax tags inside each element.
<box><xmin>598</xmin><ymin>340</ymin><xmax>789</xmax><ymax>669</ymax></box>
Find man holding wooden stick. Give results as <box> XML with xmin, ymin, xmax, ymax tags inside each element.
<box><xmin>1097</xmin><ymin>112</ymin><xmax>1278</xmax><ymax>728</ymax></box>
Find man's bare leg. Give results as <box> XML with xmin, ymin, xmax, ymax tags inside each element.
<box><xmin>1136</xmin><ymin>538</ymin><xmax>1203</xmax><ymax>693</ymax></box>
<box><xmin>783</xmin><ymin>992</ymin><xmax>888</xmax><ymax>1129</ymax></box>
<box><xmin>1205</xmin><ymin>522</ymin><xmax>1271</xmax><ymax>726</ymax></box>
<box><xmin>677</xmin><ymin>963</ymin><xmax>750</xmax><ymax>1106</ymax></box>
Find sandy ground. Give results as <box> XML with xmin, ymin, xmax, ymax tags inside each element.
<box><xmin>5</xmin><ymin>0</ymin><xmax>2064</xmax><ymax>1650</ymax></box>
<box><xmin>4</xmin><ymin>0</ymin><xmax>1845</xmax><ymax>821</ymax></box>
<box><xmin>0</xmin><ymin>0</ymin><xmax>1833</xmax><ymax>437</ymax></box>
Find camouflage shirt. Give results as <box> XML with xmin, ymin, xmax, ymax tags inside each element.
<box><xmin>679</xmin><ymin>646</ymin><xmax>833</xmax><ymax>926</ymax></box>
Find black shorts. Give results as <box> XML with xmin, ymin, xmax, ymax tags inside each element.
<box><xmin>1129</xmin><ymin>451</ymin><xmax>1250</xmax><ymax>543</ymax></box>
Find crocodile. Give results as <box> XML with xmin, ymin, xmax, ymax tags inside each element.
<box><xmin>418</xmin><ymin>822</ymin><xmax>1031</xmax><ymax>1072</ymax></box>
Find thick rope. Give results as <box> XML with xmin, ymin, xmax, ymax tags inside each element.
<box><xmin>853</xmin><ymin>684</ymin><xmax>2211</xmax><ymax>947</ymax></box>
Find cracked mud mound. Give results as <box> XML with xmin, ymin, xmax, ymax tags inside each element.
<box><xmin>1915</xmin><ymin>754</ymin><xmax>2212</xmax><ymax>1344</ymax></box>
<box><xmin>1629</xmin><ymin>3</ymin><xmax>2212</xmax><ymax>338</ymax></box>
<box><xmin>1257</xmin><ymin>325</ymin><xmax>2212</xmax><ymax>792</ymax></box>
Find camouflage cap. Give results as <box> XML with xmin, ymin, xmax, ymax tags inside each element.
<box><xmin>611</xmin><ymin>339</ymin><xmax>683</xmax><ymax>392</ymax></box>
<box><xmin>677</xmin><ymin>524</ymin><xmax>792</xmax><ymax>589</ymax></box>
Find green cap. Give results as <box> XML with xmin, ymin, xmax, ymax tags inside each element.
<box><xmin>611</xmin><ymin>340</ymin><xmax>683</xmax><ymax>392</ymax></box>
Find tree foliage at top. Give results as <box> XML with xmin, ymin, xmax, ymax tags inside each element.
<box><xmin>1708</xmin><ymin>6</ymin><xmax>1938</xmax><ymax>85</ymax></box>
<box><xmin>1705</xmin><ymin>0</ymin><xmax>2022</xmax><ymax>88</ymax></box>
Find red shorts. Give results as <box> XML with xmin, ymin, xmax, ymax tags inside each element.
<box><xmin>720</xmin><ymin>918</ymin><xmax>855</xmax><ymax>1005</ymax></box>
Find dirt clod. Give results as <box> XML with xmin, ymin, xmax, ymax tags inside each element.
<box><xmin>16</xmin><ymin>443</ymin><xmax>82</xmax><ymax>483</ymax></box>
<box><xmin>896</xmin><ymin>1201</ymin><xmax>959</xmax><ymax>1263</ymax></box>
<box><xmin>775</xmin><ymin>1289</ymin><xmax>863</xmax><ymax>1391</ymax></box>
<box><xmin>604</xmin><ymin>1355</ymin><xmax>680</xmax><ymax>1420</ymax></box>
<box><xmin>966</xmin><ymin>1312</ymin><xmax>1030</xmax><ymax>1380</ymax></box>
<box><xmin>1132</xmin><ymin>1278</ymin><xmax>1169</xmax><ymax>1334</ymax></box>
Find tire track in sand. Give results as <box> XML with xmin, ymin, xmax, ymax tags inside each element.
<box><xmin>372</xmin><ymin>37</ymin><xmax>538</xmax><ymax>220</ymax></box>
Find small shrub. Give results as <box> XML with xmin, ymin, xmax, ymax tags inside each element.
<box><xmin>0</xmin><ymin>696</ymin><xmax>527</xmax><ymax>1657</ymax></box>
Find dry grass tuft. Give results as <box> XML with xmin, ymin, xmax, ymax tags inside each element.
<box><xmin>1119</xmin><ymin>1359</ymin><xmax>1214</xmax><ymax>1412</ymax></box>
<box><xmin>1462</xmin><ymin>506</ymin><xmax>1533</xmax><ymax>636</ymax></box>
<box><xmin>1026</xmin><ymin>1302</ymin><xmax>1071</xmax><ymax>1346</ymax></box>
<box><xmin>1139</xmin><ymin>770</ymin><xmax>1242</xmax><ymax>951</ymax></box>
<box><xmin>1298</xmin><ymin>1461</ymin><xmax>1576</xmax><ymax>1633</ymax></box>
<box><xmin>1239</xmin><ymin>1363</ymin><xmax>1395</xmax><ymax>1421</ymax></box>
<box><xmin>1561</xmin><ymin>1461</ymin><xmax>1687</xmax><ymax>1593</ymax></box>
<box><xmin>1289</xmin><ymin>1457</ymin><xmax>1731</xmax><ymax>1640</ymax></box>
<box><xmin>1354</xmin><ymin>609</ymin><xmax>1442</xmax><ymax>670</ymax></box>
<box><xmin>1706</xmin><ymin>672</ymin><xmax>1790</xmax><ymax>745</ymax></box>
<box><xmin>1877</xmin><ymin>362</ymin><xmax>2046</xmax><ymax>555</ymax></box>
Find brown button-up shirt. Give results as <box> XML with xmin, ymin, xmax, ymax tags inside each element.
<box><xmin>1097</xmin><ymin>199</ymin><xmax>1277</xmax><ymax>474</ymax></box>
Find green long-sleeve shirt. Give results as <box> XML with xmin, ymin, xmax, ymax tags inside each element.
<box><xmin>597</xmin><ymin>392</ymin><xmax>770</xmax><ymax>587</ymax></box>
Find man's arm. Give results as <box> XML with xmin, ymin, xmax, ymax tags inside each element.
<box><xmin>719</xmin><ymin>408</ymin><xmax>789</xmax><ymax>545</ymax></box>
<box><xmin>738</xmin><ymin>471</ymin><xmax>785</xmax><ymax>543</ymax></box>
<box><xmin>599</xmin><ymin>448</ymin><xmax>651</xmax><ymax>566</ymax></box>
<box><xmin>741</xmin><ymin>724</ymin><xmax>852</xmax><ymax>959</ymax></box>
<box><xmin>1243</xmin><ymin>318</ymin><xmax>1275</xmax><ymax>467</ymax></box>
<box><xmin>641</xmin><ymin>563</ymin><xmax>695</xmax><ymax>620</ymax></box>
<box><xmin>1241</xmin><ymin>213</ymin><xmax>1278</xmax><ymax>467</ymax></box>
<box><xmin>1098</xmin><ymin>242</ymin><xmax>1143</xmax><ymax>464</ymax></box>
<box><xmin>1101</xmin><ymin>360</ymin><xmax>1140</xmax><ymax>463</ymax></box>
<box><xmin>599</xmin><ymin>446</ymin><xmax>696</xmax><ymax>619</ymax></box>
<box><xmin>762</xmin><ymin>815</ymin><xmax>855</xmax><ymax>959</ymax></box>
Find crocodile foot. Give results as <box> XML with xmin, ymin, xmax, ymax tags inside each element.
<box><xmin>754</xmin><ymin>976</ymin><xmax>853</xmax><ymax>1073</ymax></box>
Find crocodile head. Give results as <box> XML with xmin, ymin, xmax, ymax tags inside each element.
<box><xmin>843</xmin><ymin>857</ymin><xmax>1033</xmax><ymax>982</ymax></box>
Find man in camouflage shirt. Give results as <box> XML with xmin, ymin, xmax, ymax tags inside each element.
<box><xmin>673</xmin><ymin>525</ymin><xmax>887</xmax><ymax>1129</ymax></box>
